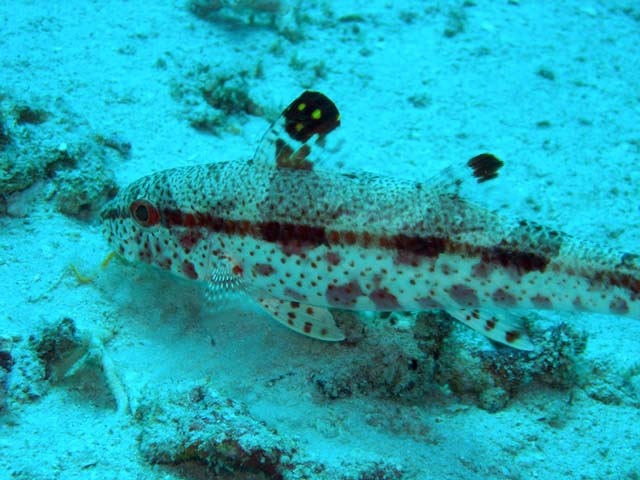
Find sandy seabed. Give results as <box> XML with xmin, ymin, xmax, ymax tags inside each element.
<box><xmin>1</xmin><ymin>1</ymin><xmax>640</xmax><ymax>479</ymax></box>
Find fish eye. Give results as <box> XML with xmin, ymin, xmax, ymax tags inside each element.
<box><xmin>129</xmin><ymin>199</ymin><xmax>160</xmax><ymax>227</ymax></box>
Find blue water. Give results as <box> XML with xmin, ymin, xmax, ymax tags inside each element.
<box><xmin>1</xmin><ymin>1</ymin><xmax>639</xmax><ymax>479</ymax></box>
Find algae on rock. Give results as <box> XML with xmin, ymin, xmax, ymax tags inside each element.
<box><xmin>0</xmin><ymin>93</ymin><xmax>118</xmax><ymax>220</ymax></box>
<box><xmin>136</xmin><ymin>381</ymin><xmax>404</xmax><ymax>479</ymax></box>
<box><xmin>170</xmin><ymin>64</ymin><xmax>266</xmax><ymax>135</ymax></box>
<box><xmin>311</xmin><ymin>309</ymin><xmax>588</xmax><ymax>412</ymax></box>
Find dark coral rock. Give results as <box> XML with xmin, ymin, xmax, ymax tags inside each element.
<box><xmin>0</xmin><ymin>350</ymin><xmax>14</xmax><ymax>372</ymax></box>
<box><xmin>0</xmin><ymin>115</ymin><xmax>10</xmax><ymax>149</ymax></box>
<box><xmin>170</xmin><ymin>63</ymin><xmax>265</xmax><ymax>135</ymax></box>
<box><xmin>30</xmin><ymin>317</ymin><xmax>84</xmax><ymax>381</ymax></box>
<box><xmin>332</xmin><ymin>310</ymin><xmax>367</xmax><ymax>345</ymax></box>
<box><xmin>311</xmin><ymin>370</ymin><xmax>356</xmax><ymax>399</ymax></box>
<box><xmin>414</xmin><ymin>310</ymin><xmax>455</xmax><ymax>355</ymax></box>
<box><xmin>14</xmin><ymin>104</ymin><xmax>49</xmax><ymax>125</ymax></box>
<box><xmin>0</xmin><ymin>93</ymin><xmax>117</xmax><ymax>218</ymax></box>
<box><xmin>311</xmin><ymin>307</ymin><xmax>587</xmax><ymax>413</ymax></box>
<box><xmin>530</xmin><ymin>322</ymin><xmax>587</xmax><ymax>388</ymax></box>
<box><xmin>1</xmin><ymin>334</ymin><xmax>48</xmax><ymax>405</ymax></box>
<box><xmin>468</xmin><ymin>322</ymin><xmax>586</xmax><ymax>409</ymax></box>
<box><xmin>433</xmin><ymin>318</ymin><xmax>587</xmax><ymax>411</ymax></box>
<box><xmin>95</xmin><ymin>133</ymin><xmax>132</xmax><ymax>158</ymax></box>
<box><xmin>187</xmin><ymin>0</ymin><xmax>224</xmax><ymax>19</ymax></box>
<box><xmin>44</xmin><ymin>147</ymin><xmax>78</xmax><ymax>177</ymax></box>
<box><xmin>0</xmin><ymin>147</ymin><xmax>40</xmax><ymax>196</ymax></box>
<box><xmin>138</xmin><ymin>384</ymin><xmax>295</xmax><ymax>479</ymax></box>
<box><xmin>201</xmin><ymin>73</ymin><xmax>261</xmax><ymax>116</ymax></box>
<box><xmin>478</xmin><ymin>348</ymin><xmax>530</xmax><ymax>395</ymax></box>
<box><xmin>443</xmin><ymin>7</ymin><xmax>467</xmax><ymax>38</ymax></box>
<box><xmin>0</xmin><ymin>369</ymin><xmax>7</xmax><ymax>413</ymax></box>
<box><xmin>50</xmin><ymin>142</ymin><xmax>118</xmax><ymax>220</ymax></box>
<box><xmin>478</xmin><ymin>386</ymin><xmax>510</xmax><ymax>413</ymax></box>
<box><xmin>27</xmin><ymin>318</ymin><xmax>118</xmax><ymax>410</ymax></box>
<box><xmin>0</xmin><ymin>338</ymin><xmax>13</xmax><ymax>413</ymax></box>
<box><xmin>311</xmin><ymin>312</ymin><xmax>436</xmax><ymax>401</ymax></box>
<box><xmin>356</xmin><ymin>462</ymin><xmax>404</xmax><ymax>480</ymax></box>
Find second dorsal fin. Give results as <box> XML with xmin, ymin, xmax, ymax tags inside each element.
<box><xmin>253</xmin><ymin>90</ymin><xmax>341</xmax><ymax>170</ymax></box>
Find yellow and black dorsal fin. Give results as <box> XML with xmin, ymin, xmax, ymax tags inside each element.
<box><xmin>253</xmin><ymin>91</ymin><xmax>341</xmax><ymax>170</ymax></box>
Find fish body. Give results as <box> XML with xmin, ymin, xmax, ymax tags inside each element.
<box><xmin>100</xmin><ymin>91</ymin><xmax>640</xmax><ymax>349</ymax></box>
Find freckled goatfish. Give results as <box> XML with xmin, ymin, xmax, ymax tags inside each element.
<box><xmin>100</xmin><ymin>91</ymin><xmax>640</xmax><ymax>350</ymax></box>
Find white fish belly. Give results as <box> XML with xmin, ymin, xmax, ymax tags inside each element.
<box><xmin>225</xmin><ymin>234</ymin><xmax>640</xmax><ymax>318</ymax></box>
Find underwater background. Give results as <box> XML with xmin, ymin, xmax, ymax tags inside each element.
<box><xmin>1</xmin><ymin>1</ymin><xmax>640</xmax><ymax>479</ymax></box>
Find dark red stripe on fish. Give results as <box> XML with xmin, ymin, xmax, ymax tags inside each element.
<box><xmin>105</xmin><ymin>205</ymin><xmax>640</xmax><ymax>298</ymax></box>
<box><xmin>381</xmin><ymin>234</ymin><xmax>447</xmax><ymax>262</ymax></box>
<box><xmin>591</xmin><ymin>270</ymin><xmax>640</xmax><ymax>300</ymax></box>
<box><xmin>259</xmin><ymin>221</ymin><xmax>328</xmax><ymax>246</ymax></box>
<box><xmin>156</xmin><ymin>209</ymin><xmax>554</xmax><ymax>275</ymax></box>
<box><xmin>481</xmin><ymin>246</ymin><xmax>550</xmax><ymax>275</ymax></box>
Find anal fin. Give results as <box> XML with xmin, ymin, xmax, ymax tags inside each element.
<box><xmin>447</xmin><ymin>307</ymin><xmax>534</xmax><ymax>351</ymax></box>
<box><xmin>256</xmin><ymin>297</ymin><xmax>345</xmax><ymax>341</ymax></box>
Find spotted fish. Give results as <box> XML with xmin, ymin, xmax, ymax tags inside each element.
<box><xmin>100</xmin><ymin>91</ymin><xmax>640</xmax><ymax>350</ymax></box>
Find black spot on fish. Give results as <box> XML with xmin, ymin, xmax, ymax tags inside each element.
<box><xmin>448</xmin><ymin>284</ymin><xmax>480</xmax><ymax>307</ymax></box>
<box><xmin>467</xmin><ymin>153</ymin><xmax>504</xmax><ymax>183</ymax></box>
<box><xmin>530</xmin><ymin>294</ymin><xmax>553</xmax><ymax>309</ymax></box>
<box><xmin>326</xmin><ymin>280</ymin><xmax>363</xmax><ymax>307</ymax></box>
<box><xmin>369</xmin><ymin>289</ymin><xmax>400</xmax><ymax>310</ymax></box>
<box><xmin>492</xmin><ymin>288</ymin><xmax>517</xmax><ymax>307</ymax></box>
<box><xmin>609</xmin><ymin>296</ymin><xmax>629</xmax><ymax>315</ymax></box>
<box><xmin>282</xmin><ymin>91</ymin><xmax>341</xmax><ymax>142</ymax></box>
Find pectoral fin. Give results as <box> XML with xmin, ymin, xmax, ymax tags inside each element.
<box><xmin>447</xmin><ymin>307</ymin><xmax>534</xmax><ymax>351</ymax></box>
<box><xmin>206</xmin><ymin>265</ymin><xmax>246</xmax><ymax>310</ymax></box>
<box><xmin>255</xmin><ymin>297</ymin><xmax>345</xmax><ymax>341</ymax></box>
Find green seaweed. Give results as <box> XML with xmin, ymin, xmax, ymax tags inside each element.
<box><xmin>443</xmin><ymin>7</ymin><xmax>467</xmax><ymax>38</ymax></box>
<box><xmin>201</xmin><ymin>74</ymin><xmax>261</xmax><ymax>116</ymax></box>
<box><xmin>537</xmin><ymin>67</ymin><xmax>556</xmax><ymax>81</ymax></box>
<box><xmin>13</xmin><ymin>104</ymin><xmax>48</xmax><ymax>125</ymax></box>
<box><xmin>313</xmin><ymin>308</ymin><xmax>589</xmax><ymax>412</ymax></box>
<box><xmin>171</xmin><ymin>64</ymin><xmax>266</xmax><ymax>135</ymax></box>
<box><xmin>0</xmin><ymin>114</ymin><xmax>10</xmax><ymax>148</ymax></box>
<box><xmin>187</xmin><ymin>0</ymin><xmax>224</xmax><ymax>19</ymax></box>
